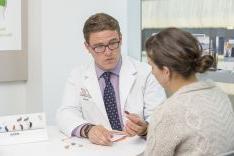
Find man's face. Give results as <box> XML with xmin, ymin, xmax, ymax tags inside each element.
<box><xmin>85</xmin><ymin>30</ymin><xmax>122</xmax><ymax>71</ymax></box>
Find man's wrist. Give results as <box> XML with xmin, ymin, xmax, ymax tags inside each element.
<box><xmin>81</xmin><ymin>124</ymin><xmax>95</xmax><ymax>138</ymax></box>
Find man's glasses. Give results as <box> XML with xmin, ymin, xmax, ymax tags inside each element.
<box><xmin>90</xmin><ymin>41</ymin><xmax>120</xmax><ymax>53</ymax></box>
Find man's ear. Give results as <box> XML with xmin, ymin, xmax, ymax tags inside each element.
<box><xmin>119</xmin><ymin>34</ymin><xmax>122</xmax><ymax>44</ymax></box>
<box><xmin>84</xmin><ymin>42</ymin><xmax>90</xmax><ymax>53</ymax></box>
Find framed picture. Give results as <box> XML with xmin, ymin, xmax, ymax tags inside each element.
<box><xmin>0</xmin><ymin>0</ymin><xmax>27</xmax><ymax>81</ymax></box>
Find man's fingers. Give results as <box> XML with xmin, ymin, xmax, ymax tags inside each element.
<box><xmin>124</xmin><ymin>117</ymin><xmax>148</xmax><ymax>136</ymax></box>
<box><xmin>97</xmin><ymin>136</ymin><xmax>112</xmax><ymax>146</ymax></box>
<box><xmin>88</xmin><ymin>125</ymin><xmax>112</xmax><ymax>146</ymax></box>
<box><xmin>91</xmin><ymin>133</ymin><xmax>111</xmax><ymax>146</ymax></box>
<box><xmin>125</xmin><ymin>125</ymin><xmax>136</xmax><ymax>136</ymax></box>
<box><xmin>125</xmin><ymin>113</ymin><xmax>145</xmax><ymax>126</ymax></box>
<box><xmin>101</xmin><ymin>130</ymin><xmax>112</xmax><ymax>143</ymax></box>
<box><xmin>96</xmin><ymin>129</ymin><xmax>112</xmax><ymax>145</ymax></box>
<box><xmin>126</xmin><ymin>120</ymin><xmax>142</xmax><ymax>132</ymax></box>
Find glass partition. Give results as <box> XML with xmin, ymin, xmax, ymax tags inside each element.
<box><xmin>141</xmin><ymin>0</ymin><xmax>234</xmax><ymax>71</ymax></box>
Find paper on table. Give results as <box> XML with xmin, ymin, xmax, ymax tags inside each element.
<box><xmin>111</xmin><ymin>132</ymin><xmax>127</xmax><ymax>142</ymax></box>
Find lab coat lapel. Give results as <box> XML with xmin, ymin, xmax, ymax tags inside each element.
<box><xmin>83</xmin><ymin>64</ymin><xmax>110</xmax><ymax>124</ymax></box>
<box><xmin>119</xmin><ymin>57</ymin><xmax>137</xmax><ymax>114</ymax></box>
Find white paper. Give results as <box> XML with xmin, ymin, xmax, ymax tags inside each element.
<box><xmin>111</xmin><ymin>133</ymin><xmax>127</xmax><ymax>142</ymax></box>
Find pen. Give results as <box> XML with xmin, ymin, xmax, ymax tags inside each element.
<box><xmin>124</xmin><ymin>111</ymin><xmax>130</xmax><ymax>115</ymax></box>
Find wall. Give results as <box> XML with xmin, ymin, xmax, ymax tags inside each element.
<box><xmin>127</xmin><ymin>0</ymin><xmax>141</xmax><ymax>60</ymax></box>
<box><xmin>26</xmin><ymin>0</ymin><xmax>43</xmax><ymax>113</ymax></box>
<box><xmin>0</xmin><ymin>81</ymin><xmax>26</xmax><ymax>116</ymax></box>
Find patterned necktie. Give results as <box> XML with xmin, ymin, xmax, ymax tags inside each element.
<box><xmin>102</xmin><ymin>72</ymin><xmax>122</xmax><ymax>131</ymax></box>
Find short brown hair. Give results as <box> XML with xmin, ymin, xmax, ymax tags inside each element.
<box><xmin>83</xmin><ymin>13</ymin><xmax>121</xmax><ymax>43</ymax></box>
<box><xmin>145</xmin><ymin>28</ymin><xmax>214</xmax><ymax>78</ymax></box>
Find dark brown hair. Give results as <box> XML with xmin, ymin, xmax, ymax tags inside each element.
<box><xmin>83</xmin><ymin>13</ymin><xmax>121</xmax><ymax>43</ymax></box>
<box><xmin>145</xmin><ymin>28</ymin><xmax>214</xmax><ymax>78</ymax></box>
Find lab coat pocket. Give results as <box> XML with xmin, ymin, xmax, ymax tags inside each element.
<box><xmin>80</xmin><ymin>99</ymin><xmax>102</xmax><ymax>123</ymax></box>
<box><xmin>80</xmin><ymin>98</ymin><xmax>96</xmax><ymax>111</ymax></box>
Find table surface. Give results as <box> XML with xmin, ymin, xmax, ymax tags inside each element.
<box><xmin>0</xmin><ymin>126</ymin><xmax>146</xmax><ymax>156</ymax></box>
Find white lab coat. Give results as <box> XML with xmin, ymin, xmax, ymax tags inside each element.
<box><xmin>56</xmin><ymin>56</ymin><xmax>166</xmax><ymax>136</ymax></box>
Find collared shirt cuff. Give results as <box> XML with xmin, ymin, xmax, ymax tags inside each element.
<box><xmin>71</xmin><ymin>123</ymin><xmax>88</xmax><ymax>137</ymax></box>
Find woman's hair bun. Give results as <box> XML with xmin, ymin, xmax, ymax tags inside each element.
<box><xmin>195</xmin><ymin>55</ymin><xmax>214</xmax><ymax>73</ymax></box>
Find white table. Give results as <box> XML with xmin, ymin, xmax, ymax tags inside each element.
<box><xmin>0</xmin><ymin>126</ymin><xmax>146</xmax><ymax>156</ymax></box>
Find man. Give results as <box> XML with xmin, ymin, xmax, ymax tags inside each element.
<box><xmin>56</xmin><ymin>13</ymin><xmax>166</xmax><ymax>146</ymax></box>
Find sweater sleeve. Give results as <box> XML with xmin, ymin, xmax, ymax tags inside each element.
<box><xmin>144</xmin><ymin>108</ymin><xmax>186</xmax><ymax>156</ymax></box>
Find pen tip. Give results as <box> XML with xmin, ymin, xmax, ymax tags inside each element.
<box><xmin>124</xmin><ymin>111</ymin><xmax>129</xmax><ymax>114</ymax></box>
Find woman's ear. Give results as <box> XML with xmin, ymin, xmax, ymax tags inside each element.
<box><xmin>162</xmin><ymin>66</ymin><xmax>171</xmax><ymax>84</ymax></box>
<box><xmin>147</xmin><ymin>56</ymin><xmax>152</xmax><ymax>66</ymax></box>
<box><xmin>162</xmin><ymin>66</ymin><xmax>171</xmax><ymax>78</ymax></box>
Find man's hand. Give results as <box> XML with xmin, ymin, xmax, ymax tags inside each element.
<box><xmin>87</xmin><ymin>125</ymin><xmax>112</xmax><ymax>146</ymax></box>
<box><xmin>124</xmin><ymin>111</ymin><xmax>148</xmax><ymax>137</ymax></box>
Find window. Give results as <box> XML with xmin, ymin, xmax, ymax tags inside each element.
<box><xmin>141</xmin><ymin>0</ymin><xmax>234</xmax><ymax>71</ymax></box>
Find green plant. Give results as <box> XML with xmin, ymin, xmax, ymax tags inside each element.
<box><xmin>0</xmin><ymin>0</ymin><xmax>6</xmax><ymax>7</ymax></box>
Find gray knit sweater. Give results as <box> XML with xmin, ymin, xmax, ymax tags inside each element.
<box><xmin>144</xmin><ymin>81</ymin><xmax>234</xmax><ymax>156</ymax></box>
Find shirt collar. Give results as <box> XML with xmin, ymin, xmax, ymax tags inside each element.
<box><xmin>95</xmin><ymin>57</ymin><xmax>122</xmax><ymax>79</ymax></box>
<box><xmin>173</xmin><ymin>80</ymin><xmax>216</xmax><ymax>96</ymax></box>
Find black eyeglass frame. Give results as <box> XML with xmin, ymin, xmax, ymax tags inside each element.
<box><xmin>89</xmin><ymin>40</ymin><xmax>121</xmax><ymax>53</ymax></box>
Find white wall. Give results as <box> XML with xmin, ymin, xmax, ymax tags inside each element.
<box><xmin>26</xmin><ymin>0</ymin><xmax>43</xmax><ymax>113</ymax></box>
<box><xmin>0</xmin><ymin>81</ymin><xmax>26</xmax><ymax>116</ymax></box>
<box><xmin>127</xmin><ymin>0</ymin><xmax>141</xmax><ymax>60</ymax></box>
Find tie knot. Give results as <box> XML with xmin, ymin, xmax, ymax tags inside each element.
<box><xmin>102</xmin><ymin>72</ymin><xmax>111</xmax><ymax>82</ymax></box>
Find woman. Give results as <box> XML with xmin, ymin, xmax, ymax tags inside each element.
<box><xmin>144</xmin><ymin>28</ymin><xmax>234</xmax><ymax>156</ymax></box>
